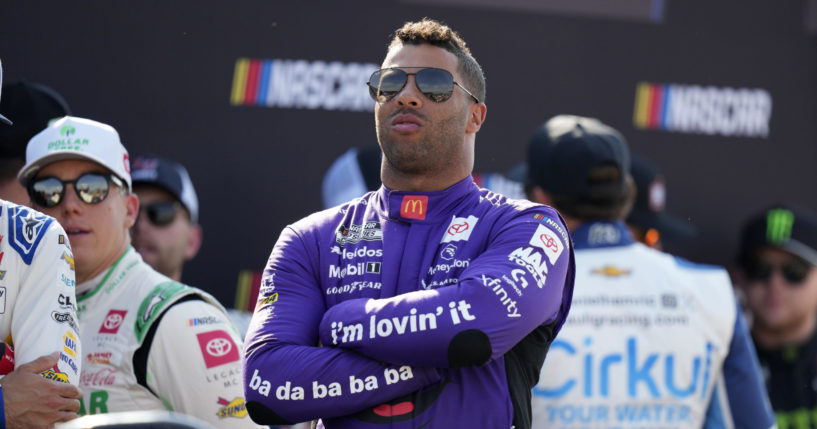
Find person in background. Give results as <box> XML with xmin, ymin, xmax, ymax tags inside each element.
<box><xmin>243</xmin><ymin>18</ymin><xmax>575</xmax><ymax>428</ymax></box>
<box><xmin>129</xmin><ymin>155</ymin><xmax>202</xmax><ymax>283</ymax></box>
<box><xmin>625</xmin><ymin>153</ymin><xmax>697</xmax><ymax>250</ymax></box>
<box><xmin>0</xmin><ymin>79</ymin><xmax>71</xmax><ymax>204</ymax></box>
<box><xmin>19</xmin><ymin>116</ymin><xmax>261</xmax><ymax>428</ymax></box>
<box><xmin>525</xmin><ymin>114</ymin><xmax>774</xmax><ymax>428</ymax></box>
<box><xmin>0</xmin><ymin>59</ymin><xmax>83</xmax><ymax>429</ymax></box>
<box><xmin>736</xmin><ymin>204</ymin><xmax>817</xmax><ymax>428</ymax></box>
<box><xmin>129</xmin><ymin>154</ymin><xmax>258</xmax><ymax>342</ymax></box>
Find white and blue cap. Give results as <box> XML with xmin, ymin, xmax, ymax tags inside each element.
<box><xmin>130</xmin><ymin>154</ymin><xmax>199</xmax><ymax>223</ymax></box>
<box><xmin>18</xmin><ymin>116</ymin><xmax>132</xmax><ymax>190</ymax></box>
<box><xmin>0</xmin><ymin>59</ymin><xmax>12</xmax><ymax>125</ymax></box>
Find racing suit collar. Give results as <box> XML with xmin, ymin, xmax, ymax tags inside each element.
<box><xmin>77</xmin><ymin>246</ymin><xmax>137</xmax><ymax>301</ymax></box>
<box><xmin>571</xmin><ymin>220</ymin><xmax>635</xmax><ymax>250</ymax></box>
<box><xmin>377</xmin><ymin>175</ymin><xmax>480</xmax><ymax>223</ymax></box>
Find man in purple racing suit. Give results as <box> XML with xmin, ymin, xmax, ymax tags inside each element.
<box><xmin>243</xmin><ymin>19</ymin><xmax>576</xmax><ymax>429</ymax></box>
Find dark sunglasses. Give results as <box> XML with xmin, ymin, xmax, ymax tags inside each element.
<box><xmin>29</xmin><ymin>173</ymin><xmax>124</xmax><ymax>208</ymax></box>
<box><xmin>367</xmin><ymin>67</ymin><xmax>480</xmax><ymax>104</ymax></box>
<box><xmin>139</xmin><ymin>201</ymin><xmax>182</xmax><ymax>227</ymax></box>
<box><xmin>745</xmin><ymin>260</ymin><xmax>812</xmax><ymax>285</ymax></box>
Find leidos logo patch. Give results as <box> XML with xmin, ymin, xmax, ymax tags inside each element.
<box><xmin>400</xmin><ymin>196</ymin><xmax>428</xmax><ymax>220</ymax></box>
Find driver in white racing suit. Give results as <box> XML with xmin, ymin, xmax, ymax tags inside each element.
<box><xmin>525</xmin><ymin>115</ymin><xmax>775</xmax><ymax>429</ymax></box>
<box><xmin>18</xmin><ymin>116</ymin><xmax>260</xmax><ymax>428</ymax></box>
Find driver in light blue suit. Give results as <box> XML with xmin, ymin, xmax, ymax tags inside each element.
<box><xmin>525</xmin><ymin>114</ymin><xmax>775</xmax><ymax>429</ymax></box>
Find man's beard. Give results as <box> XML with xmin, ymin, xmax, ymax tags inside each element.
<box><xmin>376</xmin><ymin>111</ymin><xmax>465</xmax><ymax>175</ymax></box>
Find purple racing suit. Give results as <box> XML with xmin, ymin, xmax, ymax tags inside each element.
<box><xmin>243</xmin><ymin>176</ymin><xmax>575</xmax><ymax>428</ymax></box>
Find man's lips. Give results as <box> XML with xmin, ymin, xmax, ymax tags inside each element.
<box><xmin>65</xmin><ymin>227</ymin><xmax>90</xmax><ymax>237</ymax></box>
<box><xmin>391</xmin><ymin>114</ymin><xmax>422</xmax><ymax>132</ymax></box>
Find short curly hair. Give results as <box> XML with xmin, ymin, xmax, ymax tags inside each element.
<box><xmin>387</xmin><ymin>18</ymin><xmax>486</xmax><ymax>103</ymax></box>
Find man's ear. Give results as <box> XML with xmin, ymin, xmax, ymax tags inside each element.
<box><xmin>124</xmin><ymin>192</ymin><xmax>139</xmax><ymax>229</ymax></box>
<box><xmin>465</xmin><ymin>103</ymin><xmax>487</xmax><ymax>135</ymax></box>
<box><xmin>185</xmin><ymin>224</ymin><xmax>203</xmax><ymax>261</ymax></box>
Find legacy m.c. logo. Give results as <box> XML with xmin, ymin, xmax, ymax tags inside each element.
<box><xmin>400</xmin><ymin>196</ymin><xmax>428</xmax><ymax>220</ymax></box>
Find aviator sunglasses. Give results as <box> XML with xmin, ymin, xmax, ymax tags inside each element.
<box><xmin>28</xmin><ymin>173</ymin><xmax>124</xmax><ymax>208</ymax></box>
<box><xmin>138</xmin><ymin>201</ymin><xmax>182</xmax><ymax>227</ymax></box>
<box><xmin>745</xmin><ymin>259</ymin><xmax>813</xmax><ymax>285</ymax></box>
<box><xmin>367</xmin><ymin>67</ymin><xmax>480</xmax><ymax>104</ymax></box>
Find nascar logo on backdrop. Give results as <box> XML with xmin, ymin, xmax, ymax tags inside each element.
<box><xmin>230</xmin><ymin>58</ymin><xmax>378</xmax><ymax>112</ymax></box>
<box><xmin>633</xmin><ymin>81</ymin><xmax>772</xmax><ymax>138</ymax></box>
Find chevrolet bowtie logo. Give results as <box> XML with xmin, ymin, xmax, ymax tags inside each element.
<box><xmin>591</xmin><ymin>265</ymin><xmax>631</xmax><ymax>277</ymax></box>
<box><xmin>400</xmin><ymin>196</ymin><xmax>428</xmax><ymax>220</ymax></box>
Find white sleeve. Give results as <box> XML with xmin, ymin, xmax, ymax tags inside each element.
<box><xmin>146</xmin><ymin>299</ymin><xmax>262</xmax><ymax>428</ymax></box>
<box><xmin>14</xmin><ymin>219</ymin><xmax>81</xmax><ymax>385</ymax></box>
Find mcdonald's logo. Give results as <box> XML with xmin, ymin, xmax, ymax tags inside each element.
<box><xmin>401</xmin><ymin>196</ymin><xmax>428</xmax><ymax>220</ymax></box>
<box><xmin>766</xmin><ymin>208</ymin><xmax>794</xmax><ymax>244</ymax></box>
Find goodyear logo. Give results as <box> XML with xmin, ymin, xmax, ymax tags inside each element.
<box><xmin>42</xmin><ymin>368</ymin><xmax>69</xmax><ymax>383</ymax></box>
<box><xmin>216</xmin><ymin>397</ymin><xmax>248</xmax><ymax>419</ymax></box>
<box><xmin>255</xmin><ymin>293</ymin><xmax>279</xmax><ymax>311</ymax></box>
<box><xmin>400</xmin><ymin>196</ymin><xmax>428</xmax><ymax>220</ymax></box>
<box><xmin>63</xmin><ymin>331</ymin><xmax>78</xmax><ymax>358</ymax></box>
<box><xmin>591</xmin><ymin>265</ymin><xmax>632</xmax><ymax>277</ymax></box>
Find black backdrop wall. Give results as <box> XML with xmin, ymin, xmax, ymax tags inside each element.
<box><xmin>2</xmin><ymin>0</ymin><xmax>815</xmax><ymax>307</ymax></box>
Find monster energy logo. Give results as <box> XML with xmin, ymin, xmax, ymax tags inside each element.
<box><xmin>766</xmin><ymin>209</ymin><xmax>794</xmax><ymax>244</ymax></box>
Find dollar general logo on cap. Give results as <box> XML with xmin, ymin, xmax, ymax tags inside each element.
<box><xmin>60</xmin><ymin>125</ymin><xmax>76</xmax><ymax>137</ymax></box>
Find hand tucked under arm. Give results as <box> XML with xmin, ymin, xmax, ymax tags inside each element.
<box><xmin>1</xmin><ymin>352</ymin><xmax>82</xmax><ymax>429</ymax></box>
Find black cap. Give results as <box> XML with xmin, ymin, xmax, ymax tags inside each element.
<box><xmin>526</xmin><ymin>114</ymin><xmax>630</xmax><ymax>197</ymax></box>
<box><xmin>626</xmin><ymin>153</ymin><xmax>697</xmax><ymax>240</ymax></box>
<box><xmin>0</xmin><ymin>60</ymin><xmax>11</xmax><ymax>125</ymax></box>
<box><xmin>739</xmin><ymin>204</ymin><xmax>817</xmax><ymax>267</ymax></box>
<box><xmin>0</xmin><ymin>81</ymin><xmax>71</xmax><ymax>157</ymax></box>
<box><xmin>131</xmin><ymin>155</ymin><xmax>199</xmax><ymax>223</ymax></box>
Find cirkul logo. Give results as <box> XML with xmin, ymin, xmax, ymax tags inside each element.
<box><xmin>207</xmin><ymin>338</ymin><xmax>232</xmax><ymax>357</ymax></box>
<box><xmin>104</xmin><ymin>313</ymin><xmax>124</xmax><ymax>330</ymax></box>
